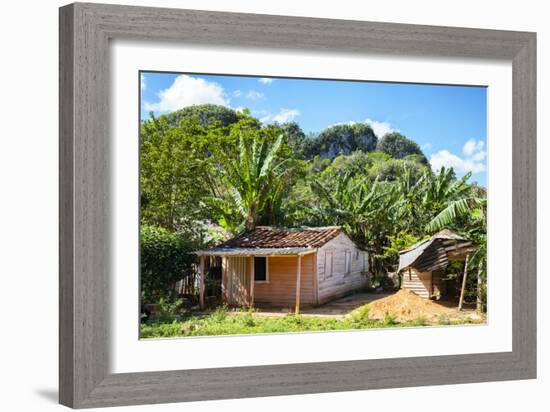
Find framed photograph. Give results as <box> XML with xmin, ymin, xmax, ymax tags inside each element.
<box><xmin>59</xmin><ymin>2</ymin><xmax>536</xmax><ymax>408</ymax></box>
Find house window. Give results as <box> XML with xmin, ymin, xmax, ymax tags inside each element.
<box><xmin>254</xmin><ymin>257</ymin><xmax>268</xmax><ymax>282</ymax></box>
<box><xmin>324</xmin><ymin>251</ymin><xmax>333</xmax><ymax>278</ymax></box>
<box><xmin>354</xmin><ymin>250</ymin><xmax>360</xmax><ymax>260</ymax></box>
<box><xmin>345</xmin><ymin>250</ymin><xmax>351</xmax><ymax>275</ymax></box>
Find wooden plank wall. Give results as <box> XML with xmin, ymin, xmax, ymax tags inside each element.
<box><xmin>316</xmin><ymin>233</ymin><xmax>369</xmax><ymax>304</ymax></box>
<box><xmin>402</xmin><ymin>268</ymin><xmax>431</xmax><ymax>299</ymax></box>
<box><xmin>226</xmin><ymin>256</ymin><xmax>250</xmax><ymax>306</ymax></box>
<box><xmin>254</xmin><ymin>254</ymin><xmax>315</xmax><ymax>308</ymax></box>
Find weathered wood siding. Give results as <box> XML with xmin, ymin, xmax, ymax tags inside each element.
<box><xmin>401</xmin><ymin>268</ymin><xmax>447</xmax><ymax>299</ymax></box>
<box><xmin>316</xmin><ymin>233</ymin><xmax>369</xmax><ymax>304</ymax></box>
<box><xmin>224</xmin><ymin>256</ymin><xmax>251</xmax><ymax>306</ymax></box>
<box><xmin>402</xmin><ymin>268</ymin><xmax>431</xmax><ymax>299</ymax></box>
<box><xmin>254</xmin><ymin>254</ymin><xmax>315</xmax><ymax>308</ymax></box>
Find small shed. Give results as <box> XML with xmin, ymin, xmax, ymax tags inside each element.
<box><xmin>195</xmin><ymin>226</ymin><xmax>369</xmax><ymax>312</ymax></box>
<box><xmin>397</xmin><ymin>230</ymin><xmax>475</xmax><ymax>299</ymax></box>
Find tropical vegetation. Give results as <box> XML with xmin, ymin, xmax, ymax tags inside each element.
<box><xmin>140</xmin><ymin>104</ymin><xmax>487</xmax><ymax>315</ymax></box>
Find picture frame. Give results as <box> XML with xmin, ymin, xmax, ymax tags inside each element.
<box><xmin>59</xmin><ymin>2</ymin><xmax>536</xmax><ymax>408</ymax></box>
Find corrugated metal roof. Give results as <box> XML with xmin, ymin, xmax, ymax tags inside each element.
<box><xmin>398</xmin><ymin>230</ymin><xmax>474</xmax><ymax>273</ymax></box>
<box><xmin>202</xmin><ymin>225</ymin><xmax>342</xmax><ymax>250</ymax></box>
<box><xmin>195</xmin><ymin>247</ymin><xmax>315</xmax><ymax>256</ymax></box>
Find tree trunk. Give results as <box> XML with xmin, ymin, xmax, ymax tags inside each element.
<box><xmin>246</xmin><ymin>207</ymin><xmax>257</xmax><ymax>231</ymax></box>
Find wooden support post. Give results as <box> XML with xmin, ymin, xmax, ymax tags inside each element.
<box><xmin>458</xmin><ymin>254</ymin><xmax>470</xmax><ymax>311</ymax></box>
<box><xmin>295</xmin><ymin>254</ymin><xmax>302</xmax><ymax>314</ymax></box>
<box><xmin>221</xmin><ymin>256</ymin><xmax>227</xmax><ymax>302</ymax></box>
<box><xmin>313</xmin><ymin>252</ymin><xmax>319</xmax><ymax>305</ymax></box>
<box><xmin>249</xmin><ymin>256</ymin><xmax>255</xmax><ymax>308</ymax></box>
<box><xmin>476</xmin><ymin>262</ymin><xmax>483</xmax><ymax>311</ymax></box>
<box><xmin>199</xmin><ymin>255</ymin><xmax>205</xmax><ymax>310</ymax></box>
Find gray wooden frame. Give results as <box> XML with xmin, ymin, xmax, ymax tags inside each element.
<box><xmin>59</xmin><ymin>2</ymin><xmax>536</xmax><ymax>408</ymax></box>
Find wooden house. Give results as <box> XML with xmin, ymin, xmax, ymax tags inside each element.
<box><xmin>195</xmin><ymin>226</ymin><xmax>369</xmax><ymax>312</ymax></box>
<box><xmin>397</xmin><ymin>230</ymin><xmax>475</xmax><ymax>299</ymax></box>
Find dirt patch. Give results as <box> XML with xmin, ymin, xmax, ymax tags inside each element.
<box><xmin>358</xmin><ymin>289</ymin><xmax>484</xmax><ymax>324</ymax></box>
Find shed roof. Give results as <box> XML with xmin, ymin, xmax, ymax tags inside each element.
<box><xmin>195</xmin><ymin>226</ymin><xmax>344</xmax><ymax>256</ymax></box>
<box><xmin>397</xmin><ymin>229</ymin><xmax>475</xmax><ymax>273</ymax></box>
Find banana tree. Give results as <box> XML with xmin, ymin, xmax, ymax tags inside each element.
<box><xmin>426</xmin><ymin>195</ymin><xmax>487</xmax><ymax>311</ymax></box>
<box><xmin>207</xmin><ymin>132</ymin><xmax>289</xmax><ymax>233</ymax></box>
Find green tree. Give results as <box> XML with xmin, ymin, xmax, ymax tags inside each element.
<box><xmin>376</xmin><ymin>132</ymin><xmax>427</xmax><ymax>162</ymax></box>
<box><xmin>276</xmin><ymin>121</ymin><xmax>307</xmax><ymax>157</ymax></box>
<box><xmin>304</xmin><ymin>123</ymin><xmax>377</xmax><ymax>160</ymax></box>
<box><xmin>140</xmin><ymin>115</ymin><xmax>211</xmax><ymax>229</ymax></box>
<box><xmin>208</xmin><ymin>131</ymin><xmax>289</xmax><ymax>232</ymax></box>
<box><xmin>309</xmin><ymin>174</ymin><xmax>399</xmax><ymax>251</ymax></box>
<box><xmin>164</xmin><ymin>104</ymin><xmax>245</xmax><ymax>128</ymax></box>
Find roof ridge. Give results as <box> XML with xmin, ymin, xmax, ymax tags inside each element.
<box><xmin>253</xmin><ymin>225</ymin><xmax>342</xmax><ymax>231</ymax></box>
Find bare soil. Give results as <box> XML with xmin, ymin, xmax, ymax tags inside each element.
<box><xmin>361</xmin><ymin>289</ymin><xmax>484</xmax><ymax>324</ymax></box>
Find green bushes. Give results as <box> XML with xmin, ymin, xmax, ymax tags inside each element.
<box><xmin>349</xmin><ymin>305</ymin><xmax>373</xmax><ymax>327</ymax></box>
<box><xmin>156</xmin><ymin>298</ymin><xmax>183</xmax><ymax>323</ymax></box>
<box><xmin>140</xmin><ymin>225</ymin><xmax>198</xmax><ymax>303</ymax></box>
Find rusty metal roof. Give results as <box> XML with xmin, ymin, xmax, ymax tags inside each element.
<box><xmin>195</xmin><ymin>247</ymin><xmax>315</xmax><ymax>256</ymax></box>
<box><xmin>397</xmin><ymin>230</ymin><xmax>475</xmax><ymax>273</ymax></box>
<box><xmin>195</xmin><ymin>226</ymin><xmax>344</xmax><ymax>255</ymax></box>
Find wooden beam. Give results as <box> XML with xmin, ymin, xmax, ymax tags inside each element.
<box><xmin>313</xmin><ymin>252</ymin><xmax>319</xmax><ymax>305</ymax></box>
<box><xmin>249</xmin><ymin>256</ymin><xmax>255</xmax><ymax>308</ymax></box>
<box><xmin>221</xmin><ymin>256</ymin><xmax>227</xmax><ymax>302</ymax></box>
<box><xmin>458</xmin><ymin>254</ymin><xmax>470</xmax><ymax>311</ymax></box>
<box><xmin>295</xmin><ymin>254</ymin><xmax>302</xmax><ymax>314</ymax></box>
<box><xmin>199</xmin><ymin>255</ymin><xmax>205</xmax><ymax>310</ymax></box>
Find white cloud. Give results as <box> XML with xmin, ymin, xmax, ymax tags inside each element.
<box><xmin>261</xmin><ymin>108</ymin><xmax>300</xmax><ymax>124</ymax></box>
<box><xmin>140</xmin><ymin>74</ymin><xmax>146</xmax><ymax>91</ymax></box>
<box><xmin>364</xmin><ymin>118</ymin><xmax>395</xmax><ymax>138</ymax></box>
<box><xmin>430</xmin><ymin>139</ymin><xmax>486</xmax><ymax>175</ymax></box>
<box><xmin>245</xmin><ymin>90</ymin><xmax>265</xmax><ymax>101</ymax></box>
<box><xmin>422</xmin><ymin>143</ymin><xmax>432</xmax><ymax>151</ymax></box>
<box><xmin>143</xmin><ymin>75</ymin><xmax>228</xmax><ymax>112</ymax></box>
<box><xmin>232</xmin><ymin>89</ymin><xmax>243</xmax><ymax>98</ymax></box>
<box><xmin>462</xmin><ymin>139</ymin><xmax>485</xmax><ymax>158</ymax></box>
<box><xmin>258</xmin><ymin>77</ymin><xmax>274</xmax><ymax>85</ymax></box>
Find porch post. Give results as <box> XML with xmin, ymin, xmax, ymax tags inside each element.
<box><xmin>221</xmin><ymin>256</ymin><xmax>227</xmax><ymax>302</ymax></box>
<box><xmin>199</xmin><ymin>255</ymin><xmax>205</xmax><ymax>310</ymax></box>
<box><xmin>249</xmin><ymin>256</ymin><xmax>255</xmax><ymax>308</ymax></box>
<box><xmin>295</xmin><ymin>254</ymin><xmax>302</xmax><ymax>314</ymax></box>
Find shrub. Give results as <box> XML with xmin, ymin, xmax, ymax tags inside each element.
<box><xmin>156</xmin><ymin>298</ymin><xmax>183</xmax><ymax>323</ymax></box>
<box><xmin>210</xmin><ymin>305</ymin><xmax>228</xmax><ymax>322</ymax></box>
<box><xmin>350</xmin><ymin>305</ymin><xmax>372</xmax><ymax>327</ymax></box>
<box><xmin>140</xmin><ymin>225</ymin><xmax>198</xmax><ymax>303</ymax></box>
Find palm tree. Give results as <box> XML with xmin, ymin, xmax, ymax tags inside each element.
<box><xmin>207</xmin><ymin>132</ymin><xmax>288</xmax><ymax>233</ymax></box>
<box><xmin>309</xmin><ymin>174</ymin><xmax>399</xmax><ymax>248</ymax></box>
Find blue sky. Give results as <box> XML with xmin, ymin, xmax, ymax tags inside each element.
<box><xmin>140</xmin><ymin>71</ymin><xmax>487</xmax><ymax>186</ymax></box>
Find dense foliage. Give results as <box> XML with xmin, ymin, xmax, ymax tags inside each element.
<box><xmin>304</xmin><ymin>123</ymin><xmax>378</xmax><ymax>159</ymax></box>
<box><xmin>140</xmin><ymin>104</ymin><xmax>487</xmax><ymax>309</ymax></box>
<box><xmin>376</xmin><ymin>132</ymin><xmax>427</xmax><ymax>162</ymax></box>
<box><xmin>140</xmin><ymin>225</ymin><xmax>203</xmax><ymax>302</ymax></box>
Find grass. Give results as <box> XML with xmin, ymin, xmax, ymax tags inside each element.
<box><xmin>139</xmin><ymin>304</ymin><xmax>458</xmax><ymax>338</ymax></box>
